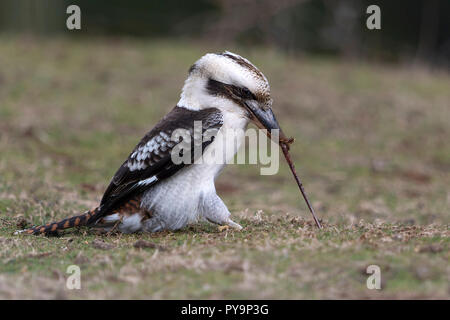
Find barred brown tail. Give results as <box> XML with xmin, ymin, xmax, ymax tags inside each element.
<box><xmin>21</xmin><ymin>207</ymin><xmax>100</xmax><ymax>235</ymax></box>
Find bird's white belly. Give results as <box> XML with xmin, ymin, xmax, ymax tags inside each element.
<box><xmin>140</xmin><ymin>162</ymin><xmax>224</xmax><ymax>232</ymax></box>
<box><xmin>141</xmin><ymin>118</ymin><xmax>247</xmax><ymax>232</ymax></box>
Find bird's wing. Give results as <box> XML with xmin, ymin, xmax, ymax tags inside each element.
<box><xmin>97</xmin><ymin>106</ymin><xmax>223</xmax><ymax>217</ymax></box>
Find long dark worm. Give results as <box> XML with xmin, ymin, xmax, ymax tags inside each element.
<box><xmin>280</xmin><ymin>141</ymin><xmax>322</xmax><ymax>229</ymax></box>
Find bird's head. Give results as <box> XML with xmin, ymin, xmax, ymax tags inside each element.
<box><xmin>178</xmin><ymin>51</ymin><xmax>290</xmax><ymax>143</ymax></box>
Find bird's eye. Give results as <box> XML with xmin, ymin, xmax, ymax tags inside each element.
<box><xmin>241</xmin><ymin>87</ymin><xmax>253</xmax><ymax>99</ymax></box>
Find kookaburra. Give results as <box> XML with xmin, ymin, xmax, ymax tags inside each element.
<box><xmin>18</xmin><ymin>51</ymin><xmax>290</xmax><ymax>235</ymax></box>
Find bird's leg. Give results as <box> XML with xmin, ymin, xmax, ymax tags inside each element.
<box><xmin>201</xmin><ymin>193</ymin><xmax>243</xmax><ymax>231</ymax></box>
<box><xmin>224</xmin><ymin>218</ymin><xmax>243</xmax><ymax>230</ymax></box>
<box><xmin>214</xmin><ymin>218</ymin><xmax>243</xmax><ymax>232</ymax></box>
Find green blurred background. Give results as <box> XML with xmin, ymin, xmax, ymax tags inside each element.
<box><xmin>1</xmin><ymin>0</ymin><xmax>449</xmax><ymax>66</ymax></box>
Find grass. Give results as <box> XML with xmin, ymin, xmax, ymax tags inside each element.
<box><xmin>0</xmin><ymin>36</ymin><xmax>449</xmax><ymax>299</ymax></box>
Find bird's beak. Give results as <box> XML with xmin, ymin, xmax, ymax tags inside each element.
<box><xmin>244</xmin><ymin>100</ymin><xmax>291</xmax><ymax>145</ymax></box>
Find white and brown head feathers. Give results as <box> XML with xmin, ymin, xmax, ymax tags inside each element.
<box><xmin>178</xmin><ymin>51</ymin><xmax>272</xmax><ymax>114</ymax></box>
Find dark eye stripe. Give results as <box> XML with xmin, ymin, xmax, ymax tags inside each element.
<box><xmin>206</xmin><ymin>78</ymin><xmax>255</xmax><ymax>100</ymax></box>
<box><xmin>206</xmin><ymin>79</ymin><xmax>228</xmax><ymax>96</ymax></box>
<box><xmin>240</xmin><ymin>87</ymin><xmax>255</xmax><ymax>99</ymax></box>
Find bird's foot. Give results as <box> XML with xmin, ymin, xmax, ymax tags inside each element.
<box><xmin>218</xmin><ymin>225</ymin><xmax>229</xmax><ymax>232</ymax></box>
<box><xmin>225</xmin><ymin>219</ymin><xmax>243</xmax><ymax>230</ymax></box>
<box><xmin>209</xmin><ymin>218</ymin><xmax>243</xmax><ymax>231</ymax></box>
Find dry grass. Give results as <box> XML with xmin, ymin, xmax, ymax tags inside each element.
<box><xmin>0</xmin><ymin>36</ymin><xmax>449</xmax><ymax>299</ymax></box>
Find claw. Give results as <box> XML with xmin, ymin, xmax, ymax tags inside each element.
<box><xmin>218</xmin><ymin>225</ymin><xmax>229</xmax><ymax>232</ymax></box>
